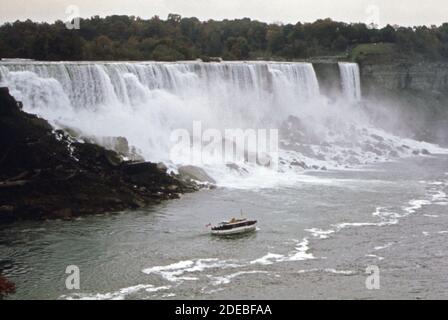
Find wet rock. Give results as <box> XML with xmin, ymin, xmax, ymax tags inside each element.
<box><xmin>421</xmin><ymin>149</ymin><xmax>431</xmax><ymax>155</ymax></box>
<box><xmin>296</xmin><ymin>145</ymin><xmax>316</xmax><ymax>158</ymax></box>
<box><xmin>226</xmin><ymin>163</ymin><xmax>249</xmax><ymax>174</ymax></box>
<box><xmin>331</xmin><ymin>155</ymin><xmax>342</xmax><ymax>163</ymax></box>
<box><xmin>157</xmin><ymin>162</ymin><xmax>168</xmax><ymax>173</ymax></box>
<box><xmin>315</xmin><ymin>153</ymin><xmax>326</xmax><ymax>161</ymax></box>
<box><xmin>0</xmin><ymin>87</ymin><xmax>196</xmax><ymax>223</ymax></box>
<box><xmin>102</xmin><ymin>136</ymin><xmax>129</xmax><ymax>155</ymax></box>
<box><xmin>363</xmin><ymin>143</ymin><xmax>382</xmax><ymax>156</ymax></box>
<box><xmin>412</xmin><ymin>150</ymin><xmax>420</xmax><ymax>155</ymax></box>
<box><xmin>290</xmin><ymin>160</ymin><xmax>308</xmax><ymax>169</ymax></box>
<box><xmin>375</xmin><ymin>142</ymin><xmax>391</xmax><ymax>151</ymax></box>
<box><xmin>104</xmin><ymin>150</ymin><xmax>123</xmax><ymax>167</ymax></box>
<box><xmin>0</xmin><ymin>87</ymin><xmax>20</xmax><ymax>116</ymax></box>
<box><xmin>178</xmin><ymin>165</ymin><xmax>216</xmax><ymax>183</ymax></box>
<box><xmin>346</xmin><ymin>156</ymin><xmax>361</xmax><ymax>165</ymax></box>
<box><xmin>371</xmin><ymin>134</ymin><xmax>384</xmax><ymax>142</ymax></box>
<box><xmin>59</xmin><ymin>125</ymin><xmax>83</xmax><ymax>140</ymax></box>
<box><xmin>244</xmin><ymin>151</ymin><xmax>273</xmax><ymax>167</ymax></box>
<box><xmin>388</xmin><ymin>150</ymin><xmax>399</xmax><ymax>158</ymax></box>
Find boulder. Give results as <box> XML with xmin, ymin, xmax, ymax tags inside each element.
<box><xmin>178</xmin><ymin>165</ymin><xmax>216</xmax><ymax>183</ymax></box>
<box><xmin>157</xmin><ymin>162</ymin><xmax>168</xmax><ymax>173</ymax></box>
<box><xmin>226</xmin><ymin>163</ymin><xmax>249</xmax><ymax>174</ymax></box>
<box><xmin>388</xmin><ymin>150</ymin><xmax>399</xmax><ymax>158</ymax></box>
<box><xmin>371</xmin><ymin>134</ymin><xmax>384</xmax><ymax>142</ymax></box>
<box><xmin>0</xmin><ymin>87</ymin><xmax>20</xmax><ymax>116</ymax></box>
<box><xmin>102</xmin><ymin>136</ymin><xmax>130</xmax><ymax>155</ymax></box>
<box><xmin>290</xmin><ymin>160</ymin><xmax>308</xmax><ymax>169</ymax></box>
<box><xmin>346</xmin><ymin>156</ymin><xmax>361</xmax><ymax>165</ymax></box>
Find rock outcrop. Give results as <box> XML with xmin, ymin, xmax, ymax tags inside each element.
<box><xmin>178</xmin><ymin>165</ymin><xmax>216</xmax><ymax>184</ymax></box>
<box><xmin>361</xmin><ymin>62</ymin><xmax>448</xmax><ymax>94</ymax></box>
<box><xmin>359</xmin><ymin>62</ymin><xmax>448</xmax><ymax>146</ymax></box>
<box><xmin>0</xmin><ymin>87</ymin><xmax>198</xmax><ymax>223</ymax></box>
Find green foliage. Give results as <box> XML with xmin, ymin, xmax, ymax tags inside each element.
<box><xmin>350</xmin><ymin>43</ymin><xmax>399</xmax><ymax>64</ymax></box>
<box><xmin>1</xmin><ymin>15</ymin><xmax>448</xmax><ymax>62</ymax></box>
<box><xmin>151</xmin><ymin>44</ymin><xmax>185</xmax><ymax>61</ymax></box>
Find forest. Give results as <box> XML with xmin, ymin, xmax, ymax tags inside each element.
<box><xmin>1</xmin><ymin>14</ymin><xmax>448</xmax><ymax>62</ymax></box>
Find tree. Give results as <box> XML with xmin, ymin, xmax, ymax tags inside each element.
<box><xmin>380</xmin><ymin>25</ymin><xmax>397</xmax><ymax>42</ymax></box>
<box><xmin>152</xmin><ymin>44</ymin><xmax>184</xmax><ymax>61</ymax></box>
<box><xmin>93</xmin><ymin>35</ymin><xmax>114</xmax><ymax>59</ymax></box>
<box><xmin>267</xmin><ymin>25</ymin><xmax>285</xmax><ymax>54</ymax></box>
<box><xmin>0</xmin><ymin>15</ymin><xmax>447</xmax><ymax>62</ymax></box>
<box><xmin>332</xmin><ymin>35</ymin><xmax>349</xmax><ymax>52</ymax></box>
<box><xmin>168</xmin><ymin>13</ymin><xmax>182</xmax><ymax>24</ymax></box>
<box><xmin>225</xmin><ymin>36</ymin><xmax>250</xmax><ymax>59</ymax></box>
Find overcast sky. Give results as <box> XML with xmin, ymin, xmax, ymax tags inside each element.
<box><xmin>1</xmin><ymin>0</ymin><xmax>447</xmax><ymax>27</ymax></box>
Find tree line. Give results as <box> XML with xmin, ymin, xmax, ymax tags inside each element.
<box><xmin>1</xmin><ymin>14</ymin><xmax>448</xmax><ymax>62</ymax></box>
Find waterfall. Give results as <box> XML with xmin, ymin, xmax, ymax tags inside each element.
<box><xmin>0</xmin><ymin>66</ymin><xmax>8</xmax><ymax>86</ymax></box>
<box><xmin>0</xmin><ymin>61</ymin><xmax>321</xmax><ymax>163</ymax></box>
<box><xmin>0</xmin><ymin>60</ymin><xmax>442</xmax><ymax>188</ymax></box>
<box><xmin>338</xmin><ymin>62</ymin><xmax>362</xmax><ymax>101</ymax></box>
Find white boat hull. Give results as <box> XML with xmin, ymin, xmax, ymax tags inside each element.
<box><xmin>211</xmin><ymin>224</ymin><xmax>257</xmax><ymax>236</ymax></box>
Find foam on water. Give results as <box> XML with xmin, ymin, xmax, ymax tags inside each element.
<box><xmin>297</xmin><ymin>268</ymin><xmax>356</xmax><ymax>275</ymax></box>
<box><xmin>249</xmin><ymin>237</ymin><xmax>315</xmax><ymax>265</ymax></box>
<box><xmin>365</xmin><ymin>254</ymin><xmax>385</xmax><ymax>261</ymax></box>
<box><xmin>304</xmin><ymin>228</ymin><xmax>336</xmax><ymax>239</ymax></box>
<box><xmin>141</xmin><ymin>236</ymin><xmax>315</xmax><ymax>289</ymax></box>
<box><xmin>306</xmin><ymin>178</ymin><xmax>448</xmax><ymax>243</ymax></box>
<box><xmin>249</xmin><ymin>253</ymin><xmax>285</xmax><ymax>266</ymax></box>
<box><xmin>61</xmin><ymin>284</ymin><xmax>171</xmax><ymax>300</ymax></box>
<box><xmin>374</xmin><ymin>242</ymin><xmax>394</xmax><ymax>251</ymax></box>
<box><xmin>142</xmin><ymin>258</ymin><xmax>241</xmax><ymax>283</ymax></box>
<box><xmin>209</xmin><ymin>270</ymin><xmax>269</xmax><ymax>286</ymax></box>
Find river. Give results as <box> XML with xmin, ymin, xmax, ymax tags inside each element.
<box><xmin>1</xmin><ymin>155</ymin><xmax>447</xmax><ymax>300</ymax></box>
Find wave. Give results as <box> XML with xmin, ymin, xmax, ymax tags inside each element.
<box><xmin>61</xmin><ymin>284</ymin><xmax>171</xmax><ymax>300</ymax></box>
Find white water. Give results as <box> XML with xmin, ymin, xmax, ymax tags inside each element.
<box><xmin>338</xmin><ymin>62</ymin><xmax>362</xmax><ymax>101</ymax></box>
<box><xmin>0</xmin><ymin>60</ymin><xmax>444</xmax><ymax>188</ymax></box>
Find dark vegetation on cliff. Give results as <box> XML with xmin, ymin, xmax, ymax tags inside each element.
<box><xmin>0</xmin><ymin>87</ymin><xmax>199</xmax><ymax>223</ymax></box>
<box><xmin>1</xmin><ymin>15</ymin><xmax>448</xmax><ymax>62</ymax></box>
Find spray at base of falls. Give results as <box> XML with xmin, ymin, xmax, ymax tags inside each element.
<box><xmin>0</xmin><ymin>61</ymin><xmax>445</xmax><ymax>189</ymax></box>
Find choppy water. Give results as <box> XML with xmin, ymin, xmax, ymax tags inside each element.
<box><xmin>1</xmin><ymin>155</ymin><xmax>448</xmax><ymax>300</ymax></box>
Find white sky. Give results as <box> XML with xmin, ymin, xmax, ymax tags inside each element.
<box><xmin>0</xmin><ymin>0</ymin><xmax>447</xmax><ymax>27</ymax></box>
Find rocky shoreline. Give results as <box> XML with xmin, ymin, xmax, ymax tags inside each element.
<box><xmin>0</xmin><ymin>87</ymin><xmax>201</xmax><ymax>223</ymax></box>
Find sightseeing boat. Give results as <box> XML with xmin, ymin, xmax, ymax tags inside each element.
<box><xmin>210</xmin><ymin>218</ymin><xmax>257</xmax><ymax>236</ymax></box>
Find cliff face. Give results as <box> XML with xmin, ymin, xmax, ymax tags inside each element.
<box><xmin>313</xmin><ymin>62</ymin><xmax>342</xmax><ymax>100</ymax></box>
<box><xmin>359</xmin><ymin>62</ymin><xmax>448</xmax><ymax>146</ymax></box>
<box><xmin>0</xmin><ymin>87</ymin><xmax>198</xmax><ymax>223</ymax></box>
<box><xmin>361</xmin><ymin>62</ymin><xmax>448</xmax><ymax>94</ymax></box>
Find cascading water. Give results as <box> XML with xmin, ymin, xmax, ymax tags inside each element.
<box><xmin>0</xmin><ymin>61</ymin><xmax>319</xmax><ymax>157</ymax></box>
<box><xmin>0</xmin><ymin>66</ymin><xmax>8</xmax><ymax>86</ymax></box>
<box><xmin>338</xmin><ymin>62</ymin><xmax>362</xmax><ymax>101</ymax></box>
<box><xmin>0</xmin><ymin>60</ymin><xmax>443</xmax><ymax>188</ymax></box>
